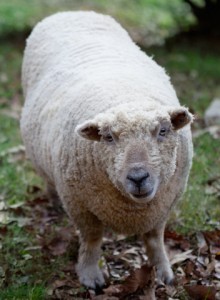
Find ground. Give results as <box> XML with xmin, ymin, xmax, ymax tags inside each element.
<box><xmin>0</xmin><ymin>1</ymin><xmax>220</xmax><ymax>299</ymax></box>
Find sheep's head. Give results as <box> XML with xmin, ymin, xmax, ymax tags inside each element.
<box><xmin>76</xmin><ymin>104</ymin><xmax>193</xmax><ymax>203</ymax></box>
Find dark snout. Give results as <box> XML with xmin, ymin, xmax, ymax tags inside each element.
<box><xmin>126</xmin><ymin>167</ymin><xmax>154</xmax><ymax>199</ymax></box>
<box><xmin>127</xmin><ymin>169</ymin><xmax>149</xmax><ymax>190</ymax></box>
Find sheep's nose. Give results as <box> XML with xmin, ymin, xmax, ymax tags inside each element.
<box><xmin>127</xmin><ymin>170</ymin><xmax>149</xmax><ymax>187</ymax></box>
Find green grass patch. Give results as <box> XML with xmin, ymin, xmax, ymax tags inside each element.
<box><xmin>0</xmin><ymin>42</ymin><xmax>22</xmax><ymax>100</ymax></box>
<box><xmin>0</xmin><ymin>215</ymin><xmax>76</xmax><ymax>298</ymax></box>
<box><xmin>155</xmin><ymin>48</ymin><xmax>220</xmax><ymax>79</ymax></box>
<box><xmin>0</xmin><ymin>284</ymin><xmax>45</xmax><ymax>300</ymax></box>
<box><xmin>0</xmin><ymin>112</ymin><xmax>42</xmax><ymax>205</ymax></box>
<box><xmin>0</xmin><ymin>114</ymin><xmax>21</xmax><ymax>151</ymax></box>
<box><xmin>175</xmin><ymin>133</ymin><xmax>220</xmax><ymax>234</ymax></box>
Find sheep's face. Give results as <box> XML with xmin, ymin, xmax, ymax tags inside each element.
<box><xmin>76</xmin><ymin>106</ymin><xmax>193</xmax><ymax>203</ymax></box>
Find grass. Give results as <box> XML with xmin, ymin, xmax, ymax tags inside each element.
<box><xmin>0</xmin><ymin>0</ymin><xmax>219</xmax><ymax>298</ymax></box>
<box><xmin>178</xmin><ymin>133</ymin><xmax>220</xmax><ymax>234</ymax></box>
<box><xmin>0</xmin><ymin>285</ymin><xmax>46</xmax><ymax>300</ymax></box>
<box><xmin>0</xmin><ymin>113</ymin><xmax>42</xmax><ymax>205</ymax></box>
<box><xmin>0</xmin><ymin>225</ymin><xmax>45</xmax><ymax>300</ymax></box>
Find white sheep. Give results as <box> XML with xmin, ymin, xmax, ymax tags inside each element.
<box><xmin>21</xmin><ymin>11</ymin><xmax>193</xmax><ymax>289</ymax></box>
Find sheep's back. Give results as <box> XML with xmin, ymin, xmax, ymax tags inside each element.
<box><xmin>22</xmin><ymin>11</ymin><xmax>178</xmax><ymax>110</ymax></box>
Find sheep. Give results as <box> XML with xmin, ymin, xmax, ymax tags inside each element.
<box><xmin>20</xmin><ymin>11</ymin><xmax>193</xmax><ymax>290</ymax></box>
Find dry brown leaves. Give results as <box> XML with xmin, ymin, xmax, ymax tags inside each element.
<box><xmin>101</xmin><ymin>264</ymin><xmax>156</xmax><ymax>300</ymax></box>
<box><xmin>0</xmin><ymin>192</ymin><xmax>220</xmax><ymax>299</ymax></box>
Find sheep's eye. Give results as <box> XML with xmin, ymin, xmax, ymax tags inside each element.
<box><xmin>104</xmin><ymin>134</ymin><xmax>113</xmax><ymax>142</ymax></box>
<box><xmin>159</xmin><ymin>128</ymin><xmax>166</xmax><ymax>136</ymax></box>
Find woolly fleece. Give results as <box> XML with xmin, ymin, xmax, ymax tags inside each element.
<box><xmin>21</xmin><ymin>11</ymin><xmax>193</xmax><ymax>289</ymax></box>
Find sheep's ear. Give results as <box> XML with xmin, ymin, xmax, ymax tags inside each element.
<box><xmin>76</xmin><ymin>121</ymin><xmax>101</xmax><ymax>141</ymax></box>
<box><xmin>169</xmin><ymin>107</ymin><xmax>193</xmax><ymax>130</ymax></box>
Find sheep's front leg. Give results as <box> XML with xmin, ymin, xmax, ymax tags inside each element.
<box><xmin>76</xmin><ymin>212</ymin><xmax>105</xmax><ymax>290</ymax></box>
<box><xmin>143</xmin><ymin>224</ymin><xmax>174</xmax><ymax>284</ymax></box>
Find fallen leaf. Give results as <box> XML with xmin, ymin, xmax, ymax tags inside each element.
<box><xmin>47</xmin><ymin>278</ymin><xmax>81</xmax><ymax>298</ymax></box>
<box><xmin>203</xmin><ymin>230</ymin><xmax>220</xmax><ymax>247</ymax></box>
<box><xmin>22</xmin><ymin>254</ymin><xmax>33</xmax><ymax>260</ymax></box>
<box><xmin>0</xmin><ymin>226</ymin><xmax>8</xmax><ymax>236</ymax></box>
<box><xmin>0</xmin><ymin>145</ymin><xmax>25</xmax><ymax>158</ymax></box>
<box><xmin>52</xmin><ymin>279</ymin><xmax>77</xmax><ymax>289</ymax></box>
<box><xmin>48</xmin><ymin>237</ymin><xmax>69</xmax><ymax>256</ymax></box>
<box><xmin>103</xmin><ymin>285</ymin><xmax>123</xmax><ymax>296</ymax></box>
<box><xmin>93</xmin><ymin>296</ymin><xmax>119</xmax><ymax>300</ymax></box>
<box><xmin>0</xmin><ymin>201</ymin><xmax>7</xmax><ymax>211</ymax></box>
<box><xmin>184</xmin><ymin>285</ymin><xmax>216</xmax><ymax>300</ymax></box>
<box><xmin>9</xmin><ymin>202</ymin><xmax>25</xmax><ymax>209</ymax></box>
<box><xmin>165</xmin><ymin>230</ymin><xmax>191</xmax><ymax>251</ymax></box>
<box><xmin>104</xmin><ymin>263</ymin><xmax>156</xmax><ymax>299</ymax></box>
<box><xmin>0</xmin><ymin>211</ymin><xmax>10</xmax><ymax>224</ymax></box>
<box><xmin>1</xmin><ymin>95</ymin><xmax>22</xmax><ymax>120</ymax></box>
<box><xmin>170</xmin><ymin>250</ymin><xmax>195</xmax><ymax>265</ymax></box>
<box><xmin>184</xmin><ymin>260</ymin><xmax>195</xmax><ymax>278</ymax></box>
<box><xmin>16</xmin><ymin>217</ymin><xmax>32</xmax><ymax>227</ymax></box>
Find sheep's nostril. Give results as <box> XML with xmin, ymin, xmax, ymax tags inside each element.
<box><xmin>127</xmin><ymin>172</ymin><xmax>149</xmax><ymax>187</ymax></box>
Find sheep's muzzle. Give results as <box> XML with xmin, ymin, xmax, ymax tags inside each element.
<box><xmin>125</xmin><ymin>166</ymin><xmax>155</xmax><ymax>200</ymax></box>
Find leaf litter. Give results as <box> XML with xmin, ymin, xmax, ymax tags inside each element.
<box><xmin>0</xmin><ymin>188</ymin><xmax>220</xmax><ymax>299</ymax></box>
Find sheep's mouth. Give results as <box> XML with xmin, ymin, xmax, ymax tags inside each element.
<box><xmin>131</xmin><ymin>188</ymin><xmax>154</xmax><ymax>199</ymax></box>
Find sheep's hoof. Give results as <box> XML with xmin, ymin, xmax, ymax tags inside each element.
<box><xmin>94</xmin><ymin>283</ymin><xmax>105</xmax><ymax>295</ymax></box>
<box><xmin>77</xmin><ymin>265</ymin><xmax>105</xmax><ymax>290</ymax></box>
<box><xmin>156</xmin><ymin>263</ymin><xmax>174</xmax><ymax>285</ymax></box>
